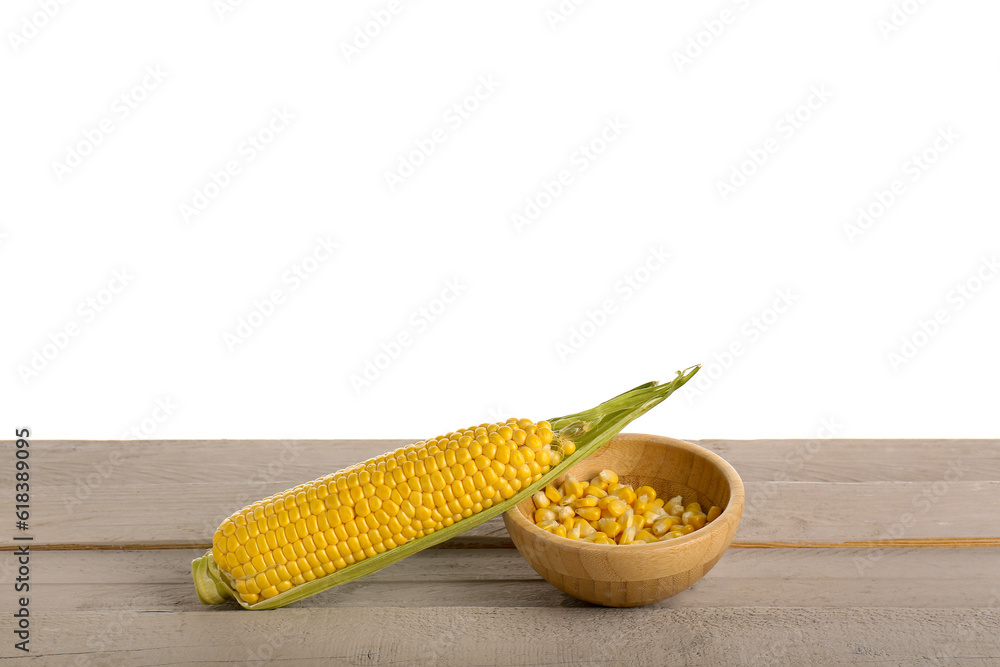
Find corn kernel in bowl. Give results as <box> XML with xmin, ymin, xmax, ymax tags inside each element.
<box><xmin>529</xmin><ymin>469</ymin><xmax>722</xmax><ymax>544</ymax></box>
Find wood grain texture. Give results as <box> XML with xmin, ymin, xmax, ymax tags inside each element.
<box><xmin>21</xmin><ymin>438</ymin><xmax>1000</xmax><ymax>483</ymax></box>
<box><xmin>17</xmin><ymin>607</ymin><xmax>1000</xmax><ymax>665</ymax></box>
<box><xmin>10</xmin><ymin>438</ymin><xmax>998</xmax><ymax>547</ymax></box>
<box><xmin>0</xmin><ymin>437</ymin><xmax>997</xmax><ymax>664</ymax></box>
<box><xmin>10</xmin><ymin>547</ymin><xmax>1000</xmax><ymax>611</ymax></box>
<box><xmin>8</xmin><ymin>547</ymin><xmax>1000</xmax><ymax>664</ymax></box>
<box><xmin>700</xmin><ymin>438</ymin><xmax>1000</xmax><ymax>482</ymax></box>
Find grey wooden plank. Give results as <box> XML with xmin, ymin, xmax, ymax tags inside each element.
<box><xmin>3</xmin><ymin>442</ymin><xmax>994</xmax><ymax>667</ymax></box>
<box><xmin>19</xmin><ymin>607</ymin><xmax>1000</xmax><ymax>666</ymax></box>
<box><xmin>701</xmin><ymin>438</ymin><xmax>1000</xmax><ymax>483</ymax></box>
<box><xmin>10</xmin><ymin>548</ymin><xmax>1000</xmax><ymax>612</ymax></box>
<box><xmin>11</xmin><ymin>438</ymin><xmax>999</xmax><ymax>546</ymax></box>
<box><xmin>24</xmin><ymin>479</ymin><xmax>1000</xmax><ymax>546</ymax></box>
<box><xmin>21</xmin><ymin>438</ymin><xmax>1000</xmax><ymax>485</ymax></box>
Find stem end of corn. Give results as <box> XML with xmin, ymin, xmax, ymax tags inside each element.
<box><xmin>192</xmin><ymin>551</ymin><xmax>234</xmax><ymax>605</ymax></box>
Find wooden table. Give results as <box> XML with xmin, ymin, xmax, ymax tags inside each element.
<box><xmin>7</xmin><ymin>438</ymin><xmax>999</xmax><ymax>665</ymax></box>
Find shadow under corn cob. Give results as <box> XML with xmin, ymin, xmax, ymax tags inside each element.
<box><xmin>192</xmin><ymin>365</ymin><xmax>699</xmax><ymax>610</ymax></box>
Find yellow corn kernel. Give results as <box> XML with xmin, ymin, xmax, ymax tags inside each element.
<box><xmin>544</xmin><ymin>485</ymin><xmax>562</xmax><ymax>504</ymax></box>
<box><xmin>573</xmin><ymin>496</ymin><xmax>598</xmax><ymax>508</ymax></box>
<box><xmin>585</xmin><ymin>485</ymin><xmax>607</xmax><ymax>499</ymax></box>
<box><xmin>558</xmin><ymin>494</ymin><xmax>577</xmax><ymax>507</ymax></box>
<box><xmin>598</xmin><ymin>469</ymin><xmax>618</xmax><ymax>486</ymax></box>
<box><xmin>531</xmin><ymin>491</ymin><xmax>552</xmax><ymax>510</ymax></box>
<box><xmin>611</xmin><ymin>486</ymin><xmax>637</xmax><ymax>504</ymax></box>
<box><xmin>534</xmin><ymin>508</ymin><xmax>556</xmax><ymax>523</ymax></box>
<box><xmin>685</xmin><ymin>502</ymin><xmax>702</xmax><ymax>514</ymax></box>
<box><xmin>576</xmin><ymin>507</ymin><xmax>601</xmax><ymax>522</ymax></box>
<box><xmin>707</xmin><ymin>506</ymin><xmax>722</xmax><ymax>523</ymax></box>
<box><xmin>617</xmin><ymin>509</ymin><xmax>635</xmax><ymax>532</ymax></box>
<box><xmin>652</xmin><ymin>516</ymin><xmax>678</xmax><ymax>536</ymax></box>
<box><xmin>598</xmin><ymin>518</ymin><xmax>621</xmax><ymax>539</ymax></box>
<box><xmin>606</xmin><ymin>498</ymin><xmax>628</xmax><ymax>517</ymax></box>
<box><xmin>555</xmin><ymin>505</ymin><xmax>575</xmax><ymax>522</ymax></box>
<box><xmin>535</xmin><ymin>448</ymin><xmax>551</xmax><ymax>466</ymax></box>
<box><xmin>634</xmin><ymin>486</ymin><xmax>657</xmax><ymax>502</ymax></box>
<box><xmin>509</xmin><ymin>449</ymin><xmax>525</xmax><ymax>468</ymax></box>
<box><xmin>635</xmin><ymin>529</ymin><xmax>655</xmax><ymax>543</ymax></box>
<box><xmin>563</xmin><ymin>475</ymin><xmax>586</xmax><ymax>498</ymax></box>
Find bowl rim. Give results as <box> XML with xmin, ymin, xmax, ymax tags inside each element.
<box><xmin>504</xmin><ymin>432</ymin><xmax>745</xmax><ymax>553</ymax></box>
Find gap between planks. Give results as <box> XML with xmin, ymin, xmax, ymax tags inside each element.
<box><xmin>2</xmin><ymin>536</ymin><xmax>998</xmax><ymax>551</ymax></box>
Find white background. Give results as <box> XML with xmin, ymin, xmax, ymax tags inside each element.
<box><xmin>3</xmin><ymin>0</ymin><xmax>998</xmax><ymax>441</ymax></box>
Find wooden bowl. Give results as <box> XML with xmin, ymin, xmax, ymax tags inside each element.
<box><xmin>503</xmin><ymin>433</ymin><xmax>744</xmax><ymax>607</ymax></box>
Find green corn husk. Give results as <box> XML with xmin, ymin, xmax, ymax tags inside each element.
<box><xmin>192</xmin><ymin>365</ymin><xmax>699</xmax><ymax>609</ymax></box>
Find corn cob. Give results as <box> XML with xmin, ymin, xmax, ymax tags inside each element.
<box><xmin>192</xmin><ymin>365</ymin><xmax>699</xmax><ymax>609</ymax></box>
